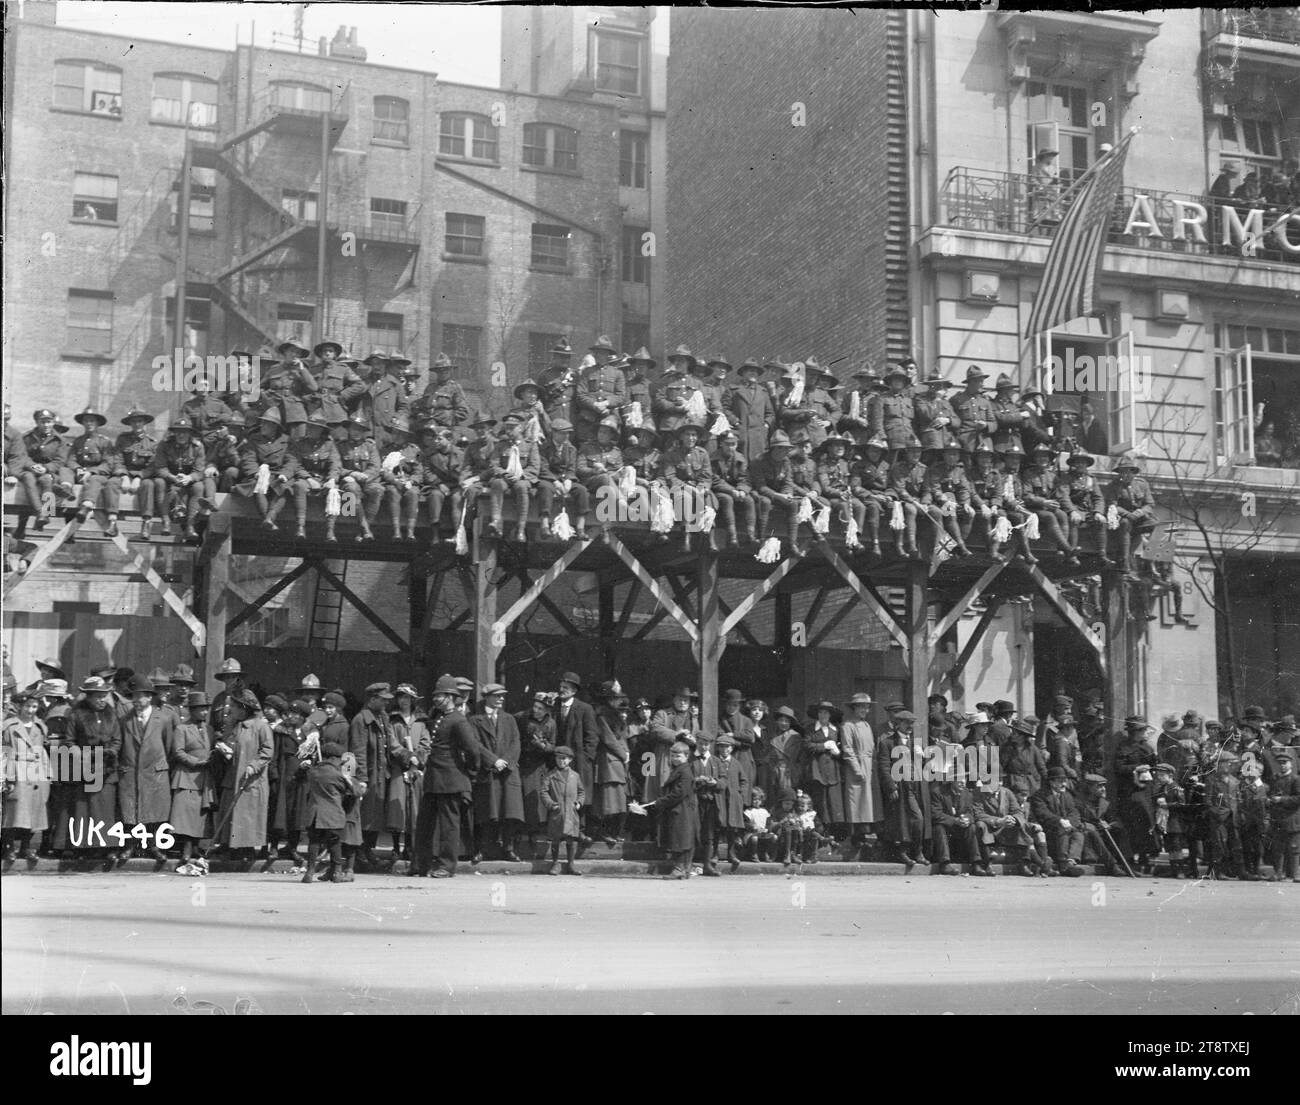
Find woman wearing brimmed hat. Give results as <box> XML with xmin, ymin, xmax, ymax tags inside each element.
<box><xmin>386</xmin><ymin>683</ymin><xmax>429</xmax><ymax>864</ymax></box>
<box><xmin>803</xmin><ymin>702</ymin><xmax>846</xmax><ymax>837</ymax></box>
<box><xmin>170</xmin><ymin>691</ymin><xmax>215</xmax><ymax>875</ymax></box>
<box><xmin>840</xmin><ymin>692</ymin><xmax>881</xmax><ymax>856</ymax></box>
<box><xmin>64</xmin><ymin>675</ymin><xmax>122</xmax><ymax>871</ymax></box>
<box><xmin>759</xmin><ymin>705</ymin><xmax>803</xmax><ymax>800</ymax></box>
<box><xmin>593</xmin><ymin>682</ymin><xmax>632</xmax><ymax>846</ymax></box>
<box><xmin>2</xmin><ymin>688</ymin><xmax>51</xmax><ymax>871</ymax></box>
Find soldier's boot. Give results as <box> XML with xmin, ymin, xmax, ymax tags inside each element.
<box><xmin>403</xmin><ymin>496</ymin><xmax>419</xmax><ymax>541</ymax></box>
<box><xmin>1044</xmin><ymin>513</ymin><xmax>1077</xmax><ymax>560</ymax></box>
<box><xmin>1118</xmin><ymin>527</ymin><xmax>1135</xmax><ymax>576</ymax></box>
<box><xmin>182</xmin><ymin>500</ymin><xmax>199</xmax><ymax>540</ymax></box>
<box><xmin>988</xmin><ymin>536</ymin><xmax>1005</xmax><ymax>562</ymax></box>
<box><xmin>324</xmin><ymin>514</ymin><xmax>337</xmax><ymax>543</ymax></box>
<box><xmin>293</xmin><ymin>488</ymin><xmax>309</xmax><ymax>539</ymax></box>
<box><xmin>574</xmin><ymin>505</ymin><xmax>588</xmax><ymax>540</ymax></box>
<box><xmin>513</xmin><ymin>487</ymin><xmax>529</xmax><ymax>543</ymax></box>
<box><xmin>253</xmin><ymin>492</ymin><xmax>269</xmax><ymax>519</ymax></box>
<box><xmin>945</xmin><ymin>514</ymin><xmax>971</xmax><ymax>557</ymax></box>
<box><xmin>787</xmin><ymin>507</ymin><xmax>803</xmax><ymax>557</ymax></box>
<box><xmin>740</xmin><ymin>500</ymin><xmax>757</xmax><ymax>546</ymax></box>
<box><xmin>904</xmin><ymin>509</ymin><xmax>921</xmax><ymax>559</ymax></box>
<box><xmin>1016</xmin><ymin>526</ymin><xmax>1038</xmax><ymax>564</ymax></box>
<box><xmin>263</xmin><ymin>494</ymin><xmax>287</xmax><ymax>531</ymax></box>
<box><xmin>487</xmin><ymin>488</ymin><xmax>504</xmax><ymax>537</ymax></box>
<box><xmin>302</xmin><ymin>843</ymin><xmax>319</xmax><ymax>883</ymax></box>
<box><xmin>385</xmin><ymin>491</ymin><xmax>401</xmax><ymax>537</ymax></box>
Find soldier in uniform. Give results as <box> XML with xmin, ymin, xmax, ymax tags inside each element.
<box><xmin>750</xmin><ymin>430</ymin><xmax>803</xmax><ymax>554</ymax></box>
<box><xmin>415</xmin><ymin>422</ymin><xmax>463</xmax><ymax>543</ymax></box>
<box><xmin>802</xmin><ymin>359</ymin><xmax>838</xmax><ymax>450</ymax></box>
<box><xmin>1108</xmin><ymin>455</ymin><xmax>1157</xmax><ymax>576</ymax></box>
<box><xmin>361</xmin><ymin>352</ymin><xmax>412</xmax><ymax>453</ymax></box>
<box><xmin>990</xmin><ymin>374</ymin><xmax>1030</xmax><ymax>450</ymax></box>
<box><xmin>839</xmin><ymin>366</ymin><xmax>883</xmax><ymax>449</ymax></box>
<box><xmin>481</xmin><ymin>415</ymin><xmax>539</xmax><ymax>542</ymax></box>
<box><xmin>577</xmin><ymin>415</ymin><xmax>625</xmax><ymax>508</ymax></box>
<box><xmin>621</xmin><ymin>425</ymin><xmax>661</xmax><ymax>497</ymax></box>
<box><xmin>965</xmin><ymin>445</ymin><xmax>1009</xmax><ymax>560</ymax></box>
<box><xmin>878</xmin><ymin>365</ymin><xmax>918</xmax><ymax>455</ymax></box>
<box><xmin>308</xmin><ymin>340</ymin><xmax>367</xmax><ymax>441</ymax></box>
<box><xmin>414</xmin><ymin>352</ymin><xmax>470</xmax><ymax>431</ymax></box>
<box><xmin>260</xmin><ymin>340</ymin><xmax>319</xmax><ymax>436</ymax></box>
<box><xmin>711</xmin><ymin>429</ymin><xmax>756</xmax><ymax>547</ymax></box>
<box><xmin>288</xmin><ymin>413</ymin><xmax>342</xmax><ymax>541</ymax></box>
<box><xmin>1022</xmin><ymin>443</ymin><xmax>1078</xmax><ymax>560</ymax></box>
<box><xmin>337</xmin><ymin>414</ymin><xmax>384</xmax><ymax>542</ymax></box>
<box><xmin>507</xmin><ymin>379</ymin><xmax>550</xmax><ymax>437</ymax></box>
<box><xmin>887</xmin><ymin>443</ymin><xmax>928</xmax><ymax>559</ymax></box>
<box><xmin>21</xmin><ymin>409</ymin><xmax>74</xmax><ymax>529</ymax></box>
<box><xmin>848</xmin><ymin>434</ymin><xmax>892</xmax><ymax>557</ymax></box>
<box><xmin>460</xmin><ymin>410</ymin><xmax>498</xmax><ymax>531</ymax></box>
<box><xmin>623</xmin><ymin>348</ymin><xmax>657</xmax><ymax>433</ymax></box>
<box><xmin>661</xmin><ymin>422</ymin><xmax>713</xmax><ymax>549</ymax></box>
<box><xmin>652</xmin><ymin>370</ymin><xmax>692</xmax><ymax>437</ymax></box>
<box><xmin>574</xmin><ymin>336</ymin><xmax>627</xmax><ymax>445</ymax></box>
<box><xmin>727</xmin><ymin>358</ymin><xmax>775</xmax><ymax>463</ymax></box>
<box><xmin>537</xmin><ymin>418</ymin><xmax>589</xmax><ymax>540</ymax></box>
<box><xmin>115</xmin><ymin>408</ymin><xmax>164</xmax><ymax>538</ymax></box>
<box><xmin>913</xmin><ymin>374</ymin><xmax>959</xmax><ymax>453</ymax></box>
<box><xmin>994</xmin><ymin>441</ymin><xmax>1041</xmax><ymax>563</ymax></box>
<box><xmin>69</xmin><ymin>407</ymin><xmax>122</xmax><ymax>534</ymax></box>
<box><xmin>1202</xmin><ymin>752</ymin><xmax>1244</xmax><ymax>879</ymax></box>
<box><xmin>237</xmin><ymin>408</ymin><xmax>295</xmax><ymax>528</ymax></box>
<box><xmin>1018</xmin><ymin>386</ymin><xmax>1056</xmax><ymax>453</ymax></box>
<box><xmin>953</xmin><ymin>365</ymin><xmax>997</xmax><ymax>453</ymax></box>
<box><xmin>774</xmin><ymin>366</ymin><xmax>817</xmax><ymax>443</ymax></box>
<box><xmin>697</xmin><ymin>355</ymin><xmax>731</xmax><ymax>427</ymax></box>
<box><xmin>1056</xmin><ymin>451</ymin><xmax>1108</xmax><ymax>560</ymax></box>
<box><xmin>538</xmin><ymin>339</ymin><xmax>577</xmax><ymax>426</ymax></box>
<box><xmin>924</xmin><ymin>442</ymin><xmax>975</xmax><ymax>556</ymax></box>
<box><xmin>815</xmin><ymin>433</ymin><xmax>864</xmax><ymax>542</ymax></box>
<box><xmin>201</xmin><ymin>410</ymin><xmax>242</xmax><ymax>498</ymax></box>
<box><xmin>180</xmin><ymin>376</ymin><xmax>236</xmax><ymax>434</ymax></box>
<box><xmin>152</xmin><ymin>416</ymin><xmax>208</xmax><ymax>540</ymax></box>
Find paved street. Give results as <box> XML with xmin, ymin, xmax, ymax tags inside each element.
<box><xmin>4</xmin><ymin>871</ymin><xmax>1297</xmax><ymax>1015</ymax></box>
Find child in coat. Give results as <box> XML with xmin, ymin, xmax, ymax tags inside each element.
<box><xmin>742</xmin><ymin>785</ymin><xmax>775</xmax><ymax>862</ymax></box>
<box><xmin>301</xmin><ymin>741</ymin><xmax>350</xmax><ymax>883</ymax></box>
<box><xmin>541</xmin><ymin>745</ymin><xmax>585</xmax><ymax>876</ymax></box>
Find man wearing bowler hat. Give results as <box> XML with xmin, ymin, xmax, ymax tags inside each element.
<box><xmin>554</xmin><ymin>672</ymin><xmax>599</xmax><ymax>844</ymax></box>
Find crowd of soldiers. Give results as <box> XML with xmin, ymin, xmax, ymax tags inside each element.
<box><xmin>4</xmin><ymin>656</ymin><xmax>1297</xmax><ymax>883</ymax></box>
<box><xmin>3</xmin><ymin>337</ymin><xmax>1161</xmax><ymax>570</ymax></box>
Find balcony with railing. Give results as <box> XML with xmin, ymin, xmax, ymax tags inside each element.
<box><xmin>1204</xmin><ymin>8</ymin><xmax>1300</xmax><ymax>67</ymax></box>
<box><xmin>938</xmin><ymin>166</ymin><xmax>1300</xmax><ymax>267</ymax></box>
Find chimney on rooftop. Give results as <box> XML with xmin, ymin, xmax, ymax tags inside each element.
<box><xmin>329</xmin><ymin>23</ymin><xmax>367</xmax><ymax>61</ymax></box>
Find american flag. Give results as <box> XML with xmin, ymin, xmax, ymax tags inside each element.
<box><xmin>1024</xmin><ymin>131</ymin><xmax>1136</xmax><ymax>337</ymax></box>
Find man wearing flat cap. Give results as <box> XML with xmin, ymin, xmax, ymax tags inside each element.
<box><xmin>554</xmin><ymin>672</ymin><xmax>599</xmax><ymax>843</ymax></box>
<box><xmin>470</xmin><ymin>683</ymin><xmax>524</xmax><ymax>862</ymax></box>
<box><xmin>349</xmin><ymin>683</ymin><xmax>395</xmax><ymax>873</ymax></box>
<box><xmin>875</xmin><ymin>709</ymin><xmax>931</xmax><ymax>871</ymax></box>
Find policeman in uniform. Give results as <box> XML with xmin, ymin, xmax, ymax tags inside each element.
<box><xmin>337</xmin><ymin>414</ymin><xmax>384</xmax><ymax>542</ymax></box>
<box><xmin>115</xmin><ymin>408</ymin><xmax>164</xmax><ymax>537</ymax></box>
<box><xmin>69</xmin><ymin>406</ymin><xmax>121</xmax><ymax>534</ymax></box>
<box><xmin>711</xmin><ymin>429</ymin><xmax>756</xmax><ymax>547</ymax></box>
<box><xmin>954</xmin><ymin>365</ymin><xmax>997</xmax><ymax>453</ymax></box>
<box><xmin>152</xmin><ymin>416</ymin><xmax>208</xmax><ymax>540</ymax></box>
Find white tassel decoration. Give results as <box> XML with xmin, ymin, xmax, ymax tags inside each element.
<box><xmin>812</xmin><ymin>504</ymin><xmax>831</xmax><ymax>534</ymax></box>
<box><xmin>993</xmin><ymin>515</ymin><xmax>1012</xmax><ymax>543</ymax></box>
<box><xmin>686</xmin><ymin>391</ymin><xmax>708</xmax><ymax>422</ymax></box>
<box><xmin>505</xmin><ymin>444</ymin><xmax>524</xmax><ymax>480</ymax></box>
<box><xmin>1003</xmin><ymin>475</ymin><xmax>1016</xmax><ymax>500</ymax></box>
<box><xmin>890</xmin><ymin>500</ymin><xmax>905</xmax><ymax>531</ymax></box>
<box><xmin>625</xmin><ymin>401</ymin><xmax>643</xmax><ymax>429</ymax></box>
<box><xmin>697</xmin><ymin>503</ymin><xmax>716</xmax><ymax>533</ymax></box>
<box><xmin>552</xmin><ymin>509</ymin><xmax>575</xmax><ymax>541</ymax></box>
<box><xmin>849</xmin><ymin>391</ymin><xmax>861</xmax><ymax>421</ymax></box>
<box><xmin>454</xmin><ymin>501</ymin><xmax>470</xmax><ymax>554</ymax></box>
<box><xmin>788</xmin><ymin>363</ymin><xmax>806</xmax><ymax>406</ymax></box>
<box><xmin>325</xmin><ymin>486</ymin><xmax>342</xmax><ymax>516</ymax></box>
<box><xmin>756</xmin><ymin>536</ymin><xmax>782</xmax><ymax>563</ymax></box>
<box><xmin>1106</xmin><ymin>503</ymin><xmax>1120</xmax><ymax>531</ymax></box>
<box><xmin>795</xmin><ymin>497</ymin><xmax>813</xmax><ymax>524</ymax></box>
<box><xmin>709</xmin><ymin>412</ymin><xmax>731</xmax><ymax>437</ymax></box>
<box><xmin>845</xmin><ymin>514</ymin><xmax>862</xmax><ymax>549</ymax></box>
<box><xmin>253</xmin><ymin>463</ymin><xmax>270</xmax><ymax>494</ymax></box>
<box><xmin>618</xmin><ymin>465</ymin><xmax>637</xmax><ymax>499</ymax></box>
<box><xmin>382</xmin><ymin>450</ymin><xmax>404</xmax><ymax>473</ymax></box>
<box><xmin>650</xmin><ymin>484</ymin><xmax>676</xmax><ymax>533</ymax></box>
<box><xmin>1024</xmin><ymin>512</ymin><xmax>1040</xmax><ymax>540</ymax></box>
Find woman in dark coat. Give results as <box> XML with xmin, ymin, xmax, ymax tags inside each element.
<box><xmin>267</xmin><ymin>700</ymin><xmax>309</xmax><ymax>864</ymax></box>
<box><xmin>517</xmin><ymin>694</ymin><xmax>557</xmax><ymax>842</ymax></box>
<box><xmin>760</xmin><ymin>705</ymin><xmax>802</xmax><ymax>800</ymax></box>
<box><xmin>641</xmin><ymin>741</ymin><xmax>698</xmax><ymax>879</ymax></box>
<box><xmin>168</xmin><ymin>692</ymin><xmax>213</xmax><ymax>872</ymax></box>
<box><xmin>65</xmin><ymin>675</ymin><xmax>122</xmax><ymax>870</ymax></box>
<box><xmin>802</xmin><ymin>701</ymin><xmax>846</xmax><ymax>834</ymax></box>
<box><xmin>594</xmin><ymin>689</ymin><xmax>632</xmax><ymax>844</ymax></box>
<box><xmin>386</xmin><ymin>684</ymin><xmax>430</xmax><ymax>861</ymax></box>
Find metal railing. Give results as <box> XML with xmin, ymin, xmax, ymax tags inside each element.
<box><xmin>1205</xmin><ymin>7</ymin><xmax>1300</xmax><ymax>45</ymax></box>
<box><xmin>939</xmin><ymin>166</ymin><xmax>1299</xmax><ymax>264</ymax></box>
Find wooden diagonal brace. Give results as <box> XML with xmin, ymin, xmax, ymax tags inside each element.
<box><xmin>491</xmin><ymin>537</ymin><xmax>592</xmax><ymax>645</ymax></box>
<box><xmin>603</xmin><ymin>531</ymin><xmax>699</xmax><ymax>643</ymax></box>
<box><xmin>941</xmin><ymin>595</ymin><xmax>1005</xmax><ymax>692</ymax></box>
<box><xmin>313</xmin><ymin>559</ymin><xmax>409</xmax><ymax>652</ymax></box>
<box><xmin>226</xmin><ymin>559</ymin><xmax>314</xmax><ymax>634</ymax></box>
<box><xmin>2</xmin><ymin>516</ymin><xmax>81</xmax><ymax>596</ymax></box>
<box><xmin>816</xmin><ymin>545</ymin><xmax>910</xmax><ymax>651</ymax></box>
<box><xmin>1023</xmin><ymin>563</ymin><xmax>1106</xmax><ymax>673</ymax></box>
<box><xmin>927</xmin><ymin>561</ymin><xmax>1008</xmax><ymax>648</ymax></box>
<box><xmin>106</xmin><ymin>531</ymin><xmax>207</xmax><ymax>651</ymax></box>
<box><xmin>719</xmin><ymin>555</ymin><xmax>797</xmax><ymax>639</ymax></box>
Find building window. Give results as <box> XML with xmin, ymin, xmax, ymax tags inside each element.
<box><xmin>66</xmin><ymin>290</ymin><xmax>114</xmax><ymax>355</ymax></box>
<box><xmin>439</xmin><ymin>113</ymin><xmax>498</xmax><ymax>161</ymax></box>
<box><xmin>619</xmin><ymin>130</ymin><xmax>648</xmax><ymax>188</ymax></box>
<box><xmin>72</xmin><ymin>172</ymin><xmax>118</xmax><ymax>222</ymax></box>
<box><xmin>1215</xmin><ymin>114</ymin><xmax>1282</xmax><ymax>184</ymax></box>
<box><xmin>373</xmin><ymin>96</ymin><xmax>410</xmax><ymax>143</ymax></box>
<box><xmin>53</xmin><ymin>60</ymin><xmax>122</xmax><ymax>116</ymax></box>
<box><xmin>276</xmin><ymin>303</ymin><xmax>314</xmax><ymax>349</ymax></box>
<box><xmin>621</xmin><ymin>225</ymin><xmax>649</xmax><ymax>284</ymax></box>
<box><xmin>622</xmin><ymin>321</ymin><xmax>650</xmax><ymax>356</ymax></box>
<box><xmin>523</xmin><ymin>123</ymin><xmax>579</xmax><ymax>174</ymax></box>
<box><xmin>369</xmin><ymin>198</ymin><xmax>408</xmax><ymax>236</ymax></box>
<box><xmin>151</xmin><ymin>74</ymin><xmax>218</xmax><ymax>127</ymax></box>
<box><xmin>442</xmin><ymin>324</ymin><xmax>482</xmax><ymax>382</ymax></box>
<box><xmin>528</xmin><ymin>332</ymin><xmax>564</xmax><ymax>378</ymax></box>
<box><xmin>164</xmin><ymin>295</ymin><xmax>212</xmax><ymax>360</ymax></box>
<box><xmin>1214</xmin><ymin>323</ymin><xmax>1300</xmax><ymax>468</ymax></box>
<box><xmin>1033</xmin><ymin>320</ymin><xmax>1136</xmax><ymax>457</ymax></box>
<box><xmin>531</xmin><ymin>223</ymin><xmax>571</xmax><ymax>271</ymax></box>
<box><xmin>1025</xmin><ymin>79</ymin><xmax>1095</xmax><ymax>185</ymax></box>
<box><xmin>270</xmin><ymin>81</ymin><xmax>331</xmax><ymax>114</ymax></box>
<box><xmin>445</xmin><ymin>213</ymin><xmax>485</xmax><ymax>257</ymax></box>
<box><xmin>594</xmin><ymin>31</ymin><xmax>642</xmax><ymax>95</ymax></box>
<box><xmin>281</xmin><ymin>189</ymin><xmax>319</xmax><ymax>222</ymax></box>
<box><xmin>169</xmin><ymin>167</ymin><xmax>217</xmax><ymax>233</ymax></box>
<box><xmin>366</xmin><ymin>311</ymin><xmax>405</xmax><ymax>354</ymax></box>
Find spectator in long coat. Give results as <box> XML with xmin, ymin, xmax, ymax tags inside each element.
<box><xmin>802</xmin><ymin>701</ymin><xmax>846</xmax><ymax>833</ymax></box>
<box><xmin>168</xmin><ymin>691</ymin><xmax>213</xmax><ymax>872</ymax></box>
<box><xmin>875</xmin><ymin>710</ymin><xmax>932</xmax><ymax>870</ymax></box>
<box><xmin>760</xmin><ymin>705</ymin><xmax>802</xmax><ymax>800</ymax></box>
<box><xmin>213</xmin><ymin>691</ymin><xmax>272</xmax><ymax>866</ymax></box>
<box><xmin>118</xmin><ymin>673</ymin><xmax>176</xmax><ymax>868</ymax></box>
<box><xmin>64</xmin><ymin>675</ymin><xmax>121</xmax><ymax>869</ymax></box>
<box><xmin>727</xmin><ymin>360</ymin><xmax>776</xmax><ymax>462</ymax></box>
<box><xmin>642</xmin><ymin>741</ymin><xmax>698</xmax><ymax>879</ymax></box>
<box><xmin>540</xmin><ymin>746</ymin><xmax>585</xmax><ymax>875</ymax></box>
<box><xmin>553</xmin><ymin>672</ymin><xmax>599</xmax><ymax>837</ymax></box>
<box><xmin>386</xmin><ymin>684</ymin><xmax>429</xmax><ymax>861</ymax></box>
<box><xmin>712</xmin><ymin>734</ymin><xmax>747</xmax><ymax>871</ymax></box>
<box><xmin>2</xmin><ymin>690</ymin><xmax>50</xmax><ymax>870</ymax></box>
<box><xmin>266</xmin><ymin>700</ymin><xmax>310</xmax><ymax>865</ymax></box>
<box><xmin>839</xmin><ymin>692</ymin><xmax>881</xmax><ymax>857</ymax></box>
<box><xmin>470</xmin><ymin>683</ymin><xmax>524</xmax><ymax>861</ymax></box>
<box><xmin>517</xmin><ymin>694</ymin><xmax>557</xmax><ymax>840</ymax></box>
<box><xmin>594</xmin><ymin>686</ymin><xmax>631</xmax><ymax>845</ymax></box>
<box><xmin>1001</xmin><ymin>719</ymin><xmax>1047</xmax><ymax>802</ymax></box>
<box><xmin>718</xmin><ymin>689</ymin><xmax>756</xmax><ymax>803</ymax></box>
<box><xmin>350</xmin><ymin>683</ymin><xmax>394</xmax><ymax>870</ymax></box>
<box><xmin>647</xmin><ymin>688</ymin><xmax>695</xmax><ymax>802</ymax></box>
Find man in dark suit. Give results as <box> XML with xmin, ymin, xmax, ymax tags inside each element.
<box><xmin>553</xmin><ymin>672</ymin><xmax>599</xmax><ymax>844</ymax></box>
<box><xmin>1031</xmin><ymin>767</ymin><xmax>1087</xmax><ymax>876</ymax></box>
<box><xmin>118</xmin><ymin>673</ymin><xmax>177</xmax><ymax>870</ymax></box>
<box><xmin>1076</xmin><ymin>398</ymin><xmax>1108</xmax><ymax>456</ymax></box>
<box><xmin>415</xmin><ymin>675</ymin><xmax>496</xmax><ymax>877</ymax></box>
<box><xmin>349</xmin><ymin>683</ymin><xmax>394</xmax><ymax>872</ymax></box>
<box><xmin>469</xmin><ymin>682</ymin><xmax>524</xmax><ymax>862</ymax></box>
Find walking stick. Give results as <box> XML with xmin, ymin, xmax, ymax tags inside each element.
<box><xmin>203</xmin><ymin>761</ymin><xmax>268</xmax><ymax>858</ymax></box>
<box><xmin>1100</xmin><ymin>823</ymin><xmax>1137</xmax><ymax>878</ymax></box>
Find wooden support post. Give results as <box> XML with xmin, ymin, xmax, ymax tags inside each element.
<box><xmin>775</xmin><ymin>592</ymin><xmax>792</xmax><ymax>650</ymax></box>
<box><xmin>817</xmin><ymin>545</ymin><xmax>910</xmax><ymax>651</ymax></box>
<box><xmin>409</xmin><ymin>567</ymin><xmax>429</xmax><ymax>661</ymax></box>
<box><xmin>907</xmin><ymin>560</ymin><xmax>930</xmax><ymax>748</ymax></box>
<box><xmin>1102</xmin><ymin>570</ymin><xmax>1131</xmax><ymax>774</ymax></box>
<box><xmin>200</xmin><ymin>519</ymin><xmax>231</xmax><ymax>691</ymax></box>
<box><xmin>473</xmin><ymin>519</ymin><xmax>500</xmax><ymax>695</ymax></box>
<box><xmin>603</xmin><ymin>531</ymin><xmax>698</xmax><ymax>644</ymax></box>
<box><xmin>697</xmin><ymin>544</ymin><xmax>720</xmax><ymax>738</ymax></box>
<box><xmin>599</xmin><ymin>579</ymin><xmax>615</xmax><ymax>680</ymax></box>
<box><xmin>1024</xmin><ymin>563</ymin><xmax>1105</xmax><ymax>673</ymax></box>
